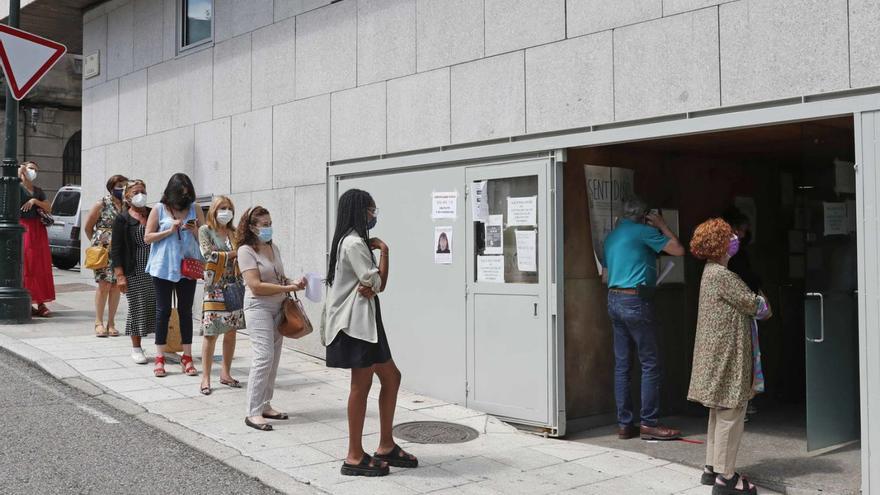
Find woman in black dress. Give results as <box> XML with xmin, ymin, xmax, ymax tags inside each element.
<box><xmin>111</xmin><ymin>180</ymin><xmax>156</xmax><ymax>364</ymax></box>
<box><xmin>322</xmin><ymin>189</ymin><xmax>418</xmax><ymax>477</ymax></box>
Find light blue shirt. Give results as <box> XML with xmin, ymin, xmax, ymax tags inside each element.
<box><xmin>604</xmin><ymin>219</ymin><xmax>669</xmax><ymax>288</ymax></box>
<box><xmin>145</xmin><ymin>204</ymin><xmax>202</xmax><ymax>282</ymax></box>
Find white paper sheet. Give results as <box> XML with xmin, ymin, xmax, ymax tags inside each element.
<box><xmin>515</xmin><ymin>230</ymin><xmax>536</xmax><ymax>272</ymax></box>
<box><xmin>507</xmin><ymin>196</ymin><xmax>537</xmax><ymax>227</ymax></box>
<box><xmin>471</xmin><ymin>181</ymin><xmax>489</xmax><ymax>222</ymax></box>
<box><xmin>434</xmin><ymin>226</ymin><xmax>453</xmax><ymax>264</ymax></box>
<box><xmin>304</xmin><ymin>272</ymin><xmax>324</xmax><ymax>303</ymax></box>
<box><xmin>823</xmin><ymin>202</ymin><xmax>847</xmax><ymax>236</ymax></box>
<box><xmin>432</xmin><ymin>191</ymin><xmax>457</xmax><ymax>219</ymax></box>
<box><xmin>484</xmin><ymin>214</ymin><xmax>504</xmax><ymax>255</ymax></box>
<box><xmin>477</xmin><ymin>255</ymin><xmax>504</xmax><ymax>283</ymax></box>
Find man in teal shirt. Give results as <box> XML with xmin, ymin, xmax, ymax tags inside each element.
<box><xmin>604</xmin><ymin>197</ymin><xmax>684</xmax><ymax>441</ymax></box>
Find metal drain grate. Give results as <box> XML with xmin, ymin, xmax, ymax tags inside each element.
<box><xmin>392</xmin><ymin>421</ymin><xmax>479</xmax><ymax>444</ymax></box>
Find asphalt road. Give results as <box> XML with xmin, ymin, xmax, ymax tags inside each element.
<box><xmin>0</xmin><ymin>349</ymin><xmax>281</xmax><ymax>495</ymax></box>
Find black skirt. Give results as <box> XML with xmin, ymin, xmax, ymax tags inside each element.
<box><xmin>326</xmin><ymin>296</ymin><xmax>393</xmax><ymax>369</ymax></box>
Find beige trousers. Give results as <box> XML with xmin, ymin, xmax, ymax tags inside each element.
<box><xmin>705</xmin><ymin>405</ymin><xmax>748</xmax><ymax>475</ymax></box>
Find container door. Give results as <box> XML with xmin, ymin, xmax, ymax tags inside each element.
<box><xmin>465</xmin><ymin>157</ymin><xmax>560</xmax><ymax>427</ymax></box>
<box><xmin>801</xmin><ymin>154</ymin><xmax>860</xmax><ymax>451</ymax></box>
<box><xmin>336</xmin><ymin>167</ymin><xmax>468</xmax><ymax>404</ymax></box>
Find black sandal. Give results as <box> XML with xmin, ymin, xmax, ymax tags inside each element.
<box><xmin>200</xmin><ymin>385</ymin><xmax>212</xmax><ymax>396</ymax></box>
<box><xmin>713</xmin><ymin>473</ymin><xmax>758</xmax><ymax>495</ymax></box>
<box><xmin>220</xmin><ymin>378</ymin><xmax>242</xmax><ymax>388</ymax></box>
<box><xmin>374</xmin><ymin>444</ymin><xmax>418</xmax><ymax>468</ymax></box>
<box><xmin>262</xmin><ymin>412</ymin><xmax>289</xmax><ymax>420</ymax></box>
<box><xmin>245</xmin><ymin>417</ymin><xmax>273</xmax><ymax>431</ymax></box>
<box><xmin>341</xmin><ymin>454</ymin><xmax>389</xmax><ymax>477</ymax></box>
<box><xmin>702</xmin><ymin>465</ymin><xmax>717</xmax><ymax>486</ymax></box>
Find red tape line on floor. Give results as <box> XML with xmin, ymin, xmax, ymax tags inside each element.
<box><xmin>676</xmin><ymin>438</ymin><xmax>705</xmax><ymax>444</ymax></box>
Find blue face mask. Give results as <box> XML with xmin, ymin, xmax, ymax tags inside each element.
<box><xmin>257</xmin><ymin>227</ymin><xmax>273</xmax><ymax>243</ymax></box>
<box><xmin>367</xmin><ymin>216</ymin><xmax>377</xmax><ymax>230</ymax></box>
<box><xmin>112</xmin><ymin>188</ymin><xmax>124</xmax><ymax>200</ymax></box>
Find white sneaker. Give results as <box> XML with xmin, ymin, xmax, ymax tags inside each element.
<box><xmin>131</xmin><ymin>349</ymin><xmax>148</xmax><ymax>365</ymax></box>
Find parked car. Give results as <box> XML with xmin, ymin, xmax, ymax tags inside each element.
<box><xmin>47</xmin><ymin>185</ymin><xmax>82</xmax><ymax>270</ymax></box>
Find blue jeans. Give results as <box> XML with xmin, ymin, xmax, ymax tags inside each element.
<box><xmin>608</xmin><ymin>291</ymin><xmax>661</xmax><ymax>428</ymax></box>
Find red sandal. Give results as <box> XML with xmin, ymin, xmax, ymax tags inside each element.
<box><xmin>181</xmin><ymin>354</ymin><xmax>198</xmax><ymax>376</ymax></box>
<box><xmin>154</xmin><ymin>355</ymin><xmax>167</xmax><ymax>377</ymax></box>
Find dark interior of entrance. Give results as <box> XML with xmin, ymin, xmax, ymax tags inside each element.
<box><xmin>562</xmin><ymin>117</ymin><xmax>860</xmax><ymax>493</ymax></box>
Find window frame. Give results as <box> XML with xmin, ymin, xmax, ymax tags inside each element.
<box><xmin>178</xmin><ymin>0</ymin><xmax>214</xmax><ymax>54</ymax></box>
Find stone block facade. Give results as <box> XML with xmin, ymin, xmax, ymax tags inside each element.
<box><xmin>82</xmin><ymin>0</ymin><xmax>877</xmax><ymax>357</ymax></box>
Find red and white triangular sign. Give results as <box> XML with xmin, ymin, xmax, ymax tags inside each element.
<box><xmin>0</xmin><ymin>24</ymin><xmax>66</xmax><ymax>101</ymax></box>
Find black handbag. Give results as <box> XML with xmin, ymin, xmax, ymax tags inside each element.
<box><xmin>222</xmin><ymin>281</ymin><xmax>245</xmax><ymax>312</ymax></box>
<box><xmin>37</xmin><ymin>207</ymin><xmax>54</xmax><ymax>227</ymax></box>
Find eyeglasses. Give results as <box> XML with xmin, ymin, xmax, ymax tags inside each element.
<box><xmin>367</xmin><ymin>207</ymin><xmax>379</xmax><ymax>215</ymax></box>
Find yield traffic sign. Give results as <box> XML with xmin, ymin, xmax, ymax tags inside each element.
<box><xmin>0</xmin><ymin>24</ymin><xmax>66</xmax><ymax>101</ymax></box>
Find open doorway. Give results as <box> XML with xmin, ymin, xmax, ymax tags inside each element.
<box><xmin>562</xmin><ymin>117</ymin><xmax>860</xmax><ymax>494</ymax></box>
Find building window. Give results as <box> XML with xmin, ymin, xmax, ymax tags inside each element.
<box><xmin>180</xmin><ymin>0</ymin><xmax>212</xmax><ymax>50</ymax></box>
<box><xmin>62</xmin><ymin>131</ymin><xmax>81</xmax><ymax>186</ymax></box>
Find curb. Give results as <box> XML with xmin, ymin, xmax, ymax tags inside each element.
<box><xmin>0</xmin><ymin>332</ymin><xmax>321</xmax><ymax>495</ymax></box>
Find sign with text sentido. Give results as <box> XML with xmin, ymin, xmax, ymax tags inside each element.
<box><xmin>0</xmin><ymin>24</ymin><xmax>66</xmax><ymax>100</ymax></box>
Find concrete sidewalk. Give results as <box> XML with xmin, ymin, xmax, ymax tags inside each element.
<box><xmin>0</xmin><ymin>269</ymin><xmax>780</xmax><ymax>495</ymax></box>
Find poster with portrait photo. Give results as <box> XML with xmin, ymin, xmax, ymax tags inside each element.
<box><xmin>434</xmin><ymin>226</ymin><xmax>453</xmax><ymax>264</ymax></box>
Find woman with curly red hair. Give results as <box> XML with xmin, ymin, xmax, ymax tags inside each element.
<box><xmin>688</xmin><ymin>218</ymin><xmax>772</xmax><ymax>495</ymax></box>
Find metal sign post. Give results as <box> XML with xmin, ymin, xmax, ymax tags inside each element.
<box><xmin>0</xmin><ymin>0</ymin><xmax>31</xmax><ymax>323</ymax></box>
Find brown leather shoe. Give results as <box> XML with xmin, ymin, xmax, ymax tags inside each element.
<box><xmin>617</xmin><ymin>425</ymin><xmax>639</xmax><ymax>439</ymax></box>
<box><xmin>640</xmin><ymin>424</ymin><xmax>681</xmax><ymax>440</ymax></box>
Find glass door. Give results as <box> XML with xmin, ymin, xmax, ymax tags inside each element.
<box><xmin>465</xmin><ymin>157</ymin><xmax>558</xmax><ymax>426</ymax></box>
<box><xmin>801</xmin><ymin>156</ymin><xmax>860</xmax><ymax>451</ymax></box>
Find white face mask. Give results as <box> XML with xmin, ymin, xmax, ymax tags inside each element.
<box><xmin>130</xmin><ymin>193</ymin><xmax>147</xmax><ymax>208</ymax></box>
<box><xmin>216</xmin><ymin>209</ymin><xmax>234</xmax><ymax>225</ymax></box>
<box><xmin>25</xmin><ymin>168</ymin><xmax>37</xmax><ymax>181</ymax></box>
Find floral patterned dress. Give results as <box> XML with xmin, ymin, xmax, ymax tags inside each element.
<box><xmin>688</xmin><ymin>262</ymin><xmax>764</xmax><ymax>409</ymax></box>
<box><xmin>92</xmin><ymin>195</ymin><xmax>120</xmax><ymax>283</ymax></box>
<box><xmin>199</xmin><ymin>226</ymin><xmax>246</xmax><ymax>336</ymax></box>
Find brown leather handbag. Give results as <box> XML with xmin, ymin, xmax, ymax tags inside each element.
<box><xmin>278</xmin><ymin>292</ymin><xmax>313</xmax><ymax>339</ymax></box>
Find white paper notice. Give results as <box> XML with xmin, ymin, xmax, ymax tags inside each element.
<box><xmin>484</xmin><ymin>214</ymin><xmax>504</xmax><ymax>255</ymax></box>
<box><xmin>507</xmin><ymin>196</ymin><xmax>537</xmax><ymax>226</ymax></box>
<box><xmin>304</xmin><ymin>272</ymin><xmax>324</xmax><ymax>303</ymax></box>
<box><xmin>477</xmin><ymin>255</ymin><xmax>504</xmax><ymax>283</ymax></box>
<box><xmin>434</xmin><ymin>226</ymin><xmax>453</xmax><ymax>264</ymax></box>
<box><xmin>515</xmin><ymin>230</ymin><xmax>537</xmax><ymax>272</ymax></box>
<box><xmin>432</xmin><ymin>191</ymin><xmax>457</xmax><ymax>219</ymax></box>
<box><xmin>824</xmin><ymin>202</ymin><xmax>847</xmax><ymax>236</ymax></box>
<box><xmin>471</xmin><ymin>181</ymin><xmax>489</xmax><ymax>222</ymax></box>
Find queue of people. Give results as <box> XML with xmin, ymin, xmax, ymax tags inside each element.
<box><xmin>73</xmin><ymin>172</ymin><xmax>414</xmax><ymax>477</ymax></box>
<box><xmin>603</xmin><ymin>198</ymin><xmax>772</xmax><ymax>495</ymax></box>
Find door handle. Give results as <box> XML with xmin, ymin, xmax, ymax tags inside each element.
<box><xmin>806</xmin><ymin>292</ymin><xmax>825</xmax><ymax>343</ymax></box>
<box><xmin>533</xmin><ymin>303</ymin><xmax>538</xmax><ymax>317</ymax></box>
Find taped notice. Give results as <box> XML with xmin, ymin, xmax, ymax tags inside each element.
<box><xmin>477</xmin><ymin>255</ymin><xmax>504</xmax><ymax>283</ymax></box>
<box><xmin>434</xmin><ymin>226</ymin><xmax>453</xmax><ymax>264</ymax></box>
<box><xmin>507</xmin><ymin>196</ymin><xmax>537</xmax><ymax>226</ymax></box>
<box><xmin>471</xmin><ymin>181</ymin><xmax>489</xmax><ymax>222</ymax></box>
<box><xmin>432</xmin><ymin>191</ymin><xmax>457</xmax><ymax>219</ymax></box>
<box><xmin>515</xmin><ymin>230</ymin><xmax>536</xmax><ymax>272</ymax></box>
<box><xmin>484</xmin><ymin>214</ymin><xmax>504</xmax><ymax>255</ymax></box>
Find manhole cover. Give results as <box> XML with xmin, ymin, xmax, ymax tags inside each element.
<box><xmin>392</xmin><ymin>421</ymin><xmax>479</xmax><ymax>444</ymax></box>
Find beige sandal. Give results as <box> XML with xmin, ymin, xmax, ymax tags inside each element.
<box><xmin>95</xmin><ymin>322</ymin><xmax>109</xmax><ymax>338</ymax></box>
<box><xmin>107</xmin><ymin>325</ymin><xmax>120</xmax><ymax>337</ymax></box>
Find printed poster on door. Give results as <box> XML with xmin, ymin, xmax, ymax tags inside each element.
<box><xmin>434</xmin><ymin>226</ymin><xmax>453</xmax><ymax>264</ymax></box>
<box><xmin>584</xmin><ymin>165</ymin><xmax>634</xmax><ymax>267</ymax></box>
<box><xmin>432</xmin><ymin>191</ymin><xmax>457</xmax><ymax>219</ymax></box>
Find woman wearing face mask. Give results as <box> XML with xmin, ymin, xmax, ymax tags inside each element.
<box><xmin>236</xmin><ymin>206</ymin><xmax>306</xmax><ymax>431</ymax></box>
<box><xmin>18</xmin><ymin>161</ymin><xmax>55</xmax><ymax>317</ymax></box>
<box><xmin>84</xmin><ymin>175</ymin><xmax>129</xmax><ymax>337</ymax></box>
<box><xmin>323</xmin><ymin>189</ymin><xmax>417</xmax><ymax>477</ymax></box>
<box><xmin>198</xmin><ymin>196</ymin><xmax>246</xmax><ymax>395</ymax></box>
<box><xmin>144</xmin><ymin>173</ymin><xmax>206</xmax><ymax>378</ymax></box>
<box><xmin>688</xmin><ymin>218</ymin><xmax>772</xmax><ymax>495</ymax></box>
<box><xmin>110</xmin><ymin>180</ymin><xmax>155</xmax><ymax>364</ymax></box>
